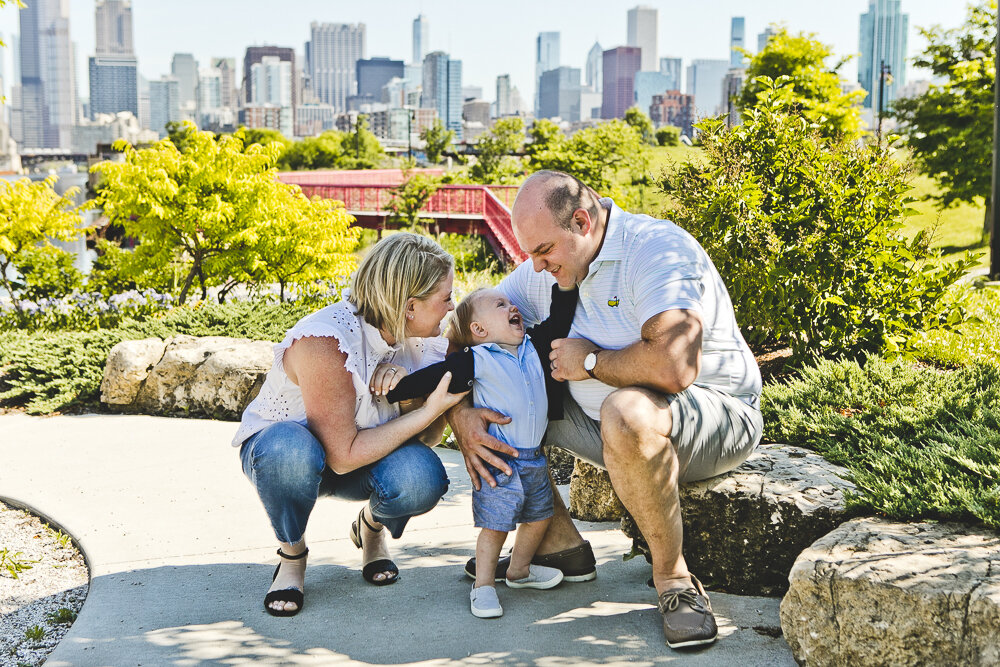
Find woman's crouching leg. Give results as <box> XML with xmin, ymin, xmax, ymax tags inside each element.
<box><xmin>239</xmin><ymin>421</ymin><xmax>326</xmax><ymax>545</ymax></box>
<box><xmin>366</xmin><ymin>442</ymin><xmax>449</xmax><ymax>538</ymax></box>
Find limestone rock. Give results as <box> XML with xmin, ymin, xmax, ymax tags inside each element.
<box><xmin>569</xmin><ymin>459</ymin><xmax>625</xmax><ymax>521</ymax></box>
<box><xmin>781</xmin><ymin>518</ymin><xmax>1000</xmax><ymax>666</ymax></box>
<box><xmin>101</xmin><ymin>338</ymin><xmax>167</xmax><ymax>405</ymax></box>
<box><xmin>102</xmin><ymin>335</ymin><xmax>272</xmax><ymax>420</ymax></box>
<box><xmin>622</xmin><ymin>444</ymin><xmax>855</xmax><ymax>596</ymax></box>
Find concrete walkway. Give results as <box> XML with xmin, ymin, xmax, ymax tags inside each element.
<box><xmin>0</xmin><ymin>413</ymin><xmax>795</xmax><ymax>666</ymax></box>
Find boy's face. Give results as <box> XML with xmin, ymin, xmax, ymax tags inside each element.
<box><xmin>469</xmin><ymin>289</ymin><xmax>525</xmax><ymax>346</ymax></box>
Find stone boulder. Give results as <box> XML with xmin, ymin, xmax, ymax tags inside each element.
<box><xmin>781</xmin><ymin>518</ymin><xmax>1000</xmax><ymax>666</ymax></box>
<box><xmin>621</xmin><ymin>444</ymin><xmax>856</xmax><ymax>596</ymax></box>
<box><xmin>101</xmin><ymin>336</ymin><xmax>273</xmax><ymax>420</ymax></box>
<box><xmin>569</xmin><ymin>460</ymin><xmax>625</xmax><ymax>521</ymax></box>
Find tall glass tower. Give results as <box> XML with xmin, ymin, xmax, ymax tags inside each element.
<box><xmin>858</xmin><ymin>0</ymin><xmax>908</xmax><ymax>109</ymax></box>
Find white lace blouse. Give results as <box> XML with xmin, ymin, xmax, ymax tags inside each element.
<box><xmin>231</xmin><ymin>299</ymin><xmax>449</xmax><ymax>447</ymax></box>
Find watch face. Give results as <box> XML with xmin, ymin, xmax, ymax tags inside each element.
<box><xmin>584</xmin><ymin>353</ymin><xmax>597</xmax><ymax>371</ymax></box>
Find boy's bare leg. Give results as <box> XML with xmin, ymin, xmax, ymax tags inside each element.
<box><xmin>475</xmin><ymin>528</ymin><xmax>508</xmax><ymax>589</ymax></box>
<box><xmin>506</xmin><ymin>518</ymin><xmax>552</xmax><ymax>581</ymax></box>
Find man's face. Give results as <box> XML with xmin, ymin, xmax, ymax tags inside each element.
<box><xmin>512</xmin><ymin>205</ymin><xmax>591</xmax><ymax>288</ymax></box>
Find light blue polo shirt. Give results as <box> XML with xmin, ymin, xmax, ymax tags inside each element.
<box><xmin>471</xmin><ymin>337</ymin><xmax>549</xmax><ymax>452</ymax></box>
<box><xmin>499</xmin><ymin>198</ymin><xmax>762</xmax><ymax>420</ymax></box>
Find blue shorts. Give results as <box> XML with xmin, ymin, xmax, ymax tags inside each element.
<box><xmin>472</xmin><ymin>447</ymin><xmax>553</xmax><ymax>532</ymax></box>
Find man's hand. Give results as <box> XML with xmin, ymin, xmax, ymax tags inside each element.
<box><xmin>447</xmin><ymin>401</ymin><xmax>517</xmax><ymax>490</ymax></box>
<box><xmin>549</xmin><ymin>337</ymin><xmax>599</xmax><ymax>382</ymax></box>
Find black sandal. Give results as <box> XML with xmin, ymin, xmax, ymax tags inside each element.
<box><xmin>263</xmin><ymin>547</ymin><xmax>308</xmax><ymax>617</ymax></box>
<box><xmin>350</xmin><ymin>508</ymin><xmax>399</xmax><ymax>586</ymax></box>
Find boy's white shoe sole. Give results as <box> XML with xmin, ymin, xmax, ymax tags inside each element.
<box><xmin>470</xmin><ymin>585</ymin><xmax>503</xmax><ymax>618</ymax></box>
<box><xmin>505</xmin><ymin>564</ymin><xmax>564</xmax><ymax>589</ymax></box>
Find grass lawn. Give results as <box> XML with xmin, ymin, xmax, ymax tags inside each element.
<box><xmin>902</xmin><ymin>173</ymin><xmax>989</xmax><ymax>269</ymax></box>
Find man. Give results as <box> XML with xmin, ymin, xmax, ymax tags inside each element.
<box><xmin>449</xmin><ymin>170</ymin><xmax>762</xmax><ymax>648</ymax></box>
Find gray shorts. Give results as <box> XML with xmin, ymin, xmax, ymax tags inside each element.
<box><xmin>472</xmin><ymin>448</ymin><xmax>554</xmax><ymax>532</ymax></box>
<box><xmin>544</xmin><ymin>385</ymin><xmax>763</xmax><ymax>483</ymax></box>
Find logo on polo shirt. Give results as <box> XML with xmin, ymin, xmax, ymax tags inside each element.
<box><xmin>608</xmin><ymin>296</ymin><xmax>619</xmax><ymax>307</ymax></box>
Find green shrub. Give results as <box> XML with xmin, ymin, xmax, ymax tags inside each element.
<box><xmin>655</xmin><ymin>126</ymin><xmax>680</xmax><ymax>147</ymax></box>
<box><xmin>0</xmin><ymin>547</ymin><xmax>38</xmax><ymax>579</ymax></box>
<box><xmin>46</xmin><ymin>608</ymin><xmax>77</xmax><ymax>624</ymax></box>
<box><xmin>435</xmin><ymin>233</ymin><xmax>500</xmax><ymax>275</ymax></box>
<box><xmin>763</xmin><ymin>356</ymin><xmax>1000</xmax><ymax>528</ymax></box>
<box><xmin>914</xmin><ymin>284</ymin><xmax>1000</xmax><ymax>368</ymax></box>
<box><xmin>660</xmin><ymin>80</ymin><xmax>976</xmax><ymax>360</ymax></box>
<box><xmin>0</xmin><ymin>330</ymin><xmax>127</xmax><ymax>414</ymax></box>
<box><xmin>14</xmin><ymin>246</ymin><xmax>84</xmax><ymax>301</ymax></box>
<box><xmin>0</xmin><ymin>299</ymin><xmax>321</xmax><ymax>414</ymax></box>
<box><xmin>23</xmin><ymin>626</ymin><xmax>45</xmax><ymax>642</ymax></box>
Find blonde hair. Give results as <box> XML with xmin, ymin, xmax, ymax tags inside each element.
<box><xmin>349</xmin><ymin>233</ymin><xmax>453</xmax><ymax>342</ymax></box>
<box><xmin>446</xmin><ymin>287</ymin><xmax>490</xmax><ymax>347</ymax></box>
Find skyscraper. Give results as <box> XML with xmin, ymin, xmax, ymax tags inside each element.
<box><xmin>171</xmin><ymin>53</ymin><xmax>199</xmax><ymax>111</ymax></box>
<box><xmin>496</xmin><ymin>74</ymin><xmax>512</xmax><ymax>117</ymax></box>
<box><xmin>538</xmin><ymin>66</ymin><xmax>581</xmax><ymax>122</ymax></box>
<box><xmin>686</xmin><ymin>59</ymin><xmax>729</xmax><ymax>117</ymax></box>
<box><xmin>627</xmin><ymin>5</ymin><xmax>658</xmax><ymax>72</ymax></box>
<box><xmin>586</xmin><ymin>41</ymin><xmax>603</xmax><ymax>94</ymax></box>
<box><xmin>535</xmin><ymin>32</ymin><xmax>560</xmax><ymax>116</ymax></box>
<box><xmin>212</xmin><ymin>57</ymin><xmax>238</xmax><ymax>109</ymax></box>
<box><xmin>16</xmin><ymin>0</ymin><xmax>77</xmax><ymax>150</ymax></box>
<box><xmin>634</xmin><ymin>71</ymin><xmax>675</xmax><ymax>117</ymax></box>
<box><xmin>412</xmin><ymin>15</ymin><xmax>428</xmax><ymax>65</ymax></box>
<box><xmin>422</xmin><ymin>51</ymin><xmax>462</xmax><ymax>136</ymax></box>
<box><xmin>149</xmin><ymin>76</ymin><xmax>180</xmax><ymax>138</ymax></box>
<box><xmin>357</xmin><ymin>58</ymin><xmax>404</xmax><ymax>99</ymax></box>
<box><xmin>659</xmin><ymin>57</ymin><xmax>682</xmax><ymax>91</ymax></box>
<box><xmin>858</xmin><ymin>0</ymin><xmax>908</xmax><ymax>109</ymax></box>
<box><xmin>89</xmin><ymin>0</ymin><xmax>137</xmax><ymax>119</ymax></box>
<box><xmin>95</xmin><ymin>0</ymin><xmax>133</xmax><ymax>55</ymax></box>
<box><xmin>730</xmin><ymin>17</ymin><xmax>746</xmax><ymax>68</ymax></box>
<box><xmin>308</xmin><ymin>22</ymin><xmax>366</xmax><ymax>112</ymax></box>
<box><xmin>602</xmin><ymin>46</ymin><xmax>641</xmax><ymax>119</ymax></box>
<box><xmin>243</xmin><ymin>47</ymin><xmax>294</xmax><ymax>106</ymax></box>
<box><xmin>758</xmin><ymin>26</ymin><xmax>778</xmax><ymax>52</ymax></box>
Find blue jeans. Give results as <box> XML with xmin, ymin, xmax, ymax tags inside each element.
<box><xmin>239</xmin><ymin>421</ymin><xmax>449</xmax><ymax>544</ymax></box>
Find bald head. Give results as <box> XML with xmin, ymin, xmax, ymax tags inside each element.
<box><xmin>512</xmin><ymin>170</ymin><xmax>601</xmax><ymax>231</ymax></box>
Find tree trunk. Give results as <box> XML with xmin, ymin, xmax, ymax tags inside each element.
<box><xmin>983</xmin><ymin>195</ymin><xmax>992</xmax><ymax>245</ymax></box>
<box><xmin>177</xmin><ymin>265</ymin><xmax>198</xmax><ymax>305</ymax></box>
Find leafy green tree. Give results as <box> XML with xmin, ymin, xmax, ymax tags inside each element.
<box><xmin>92</xmin><ymin>122</ymin><xmax>359</xmax><ymax>305</ymax></box>
<box><xmin>241</xmin><ymin>127</ymin><xmax>290</xmax><ymax>150</ymax></box>
<box><xmin>661</xmin><ymin>81</ymin><xmax>975</xmax><ymax>360</ymax></box>
<box><xmin>468</xmin><ymin>117</ymin><xmax>525</xmax><ymax>184</ymax></box>
<box><xmin>14</xmin><ymin>246</ymin><xmax>83</xmax><ymax>301</ymax></box>
<box><xmin>894</xmin><ymin>1</ymin><xmax>995</xmax><ymax>231</ymax></box>
<box><xmin>655</xmin><ymin>126</ymin><xmax>681</xmax><ymax>147</ymax></box>
<box><xmin>384</xmin><ymin>173</ymin><xmax>441</xmax><ymax>231</ymax></box>
<box><xmin>738</xmin><ymin>27</ymin><xmax>866</xmax><ymax>139</ymax></box>
<box><xmin>529</xmin><ymin>120</ymin><xmax>649</xmax><ymax>192</ymax></box>
<box><xmin>525</xmin><ymin>118</ymin><xmax>566</xmax><ymax>159</ymax></box>
<box><xmin>421</xmin><ymin>119</ymin><xmax>455</xmax><ymax>164</ymax></box>
<box><xmin>340</xmin><ymin>115</ymin><xmax>385</xmax><ymax>169</ymax></box>
<box><xmin>624</xmin><ymin>107</ymin><xmax>656</xmax><ymax>145</ymax></box>
<box><xmin>278</xmin><ymin>131</ymin><xmax>345</xmax><ymax>171</ymax></box>
<box><xmin>0</xmin><ymin>176</ymin><xmax>86</xmax><ymax>310</ymax></box>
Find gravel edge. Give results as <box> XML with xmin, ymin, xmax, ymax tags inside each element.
<box><xmin>0</xmin><ymin>500</ymin><xmax>89</xmax><ymax>667</ymax></box>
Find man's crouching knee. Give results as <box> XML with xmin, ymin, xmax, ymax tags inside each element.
<box><xmin>599</xmin><ymin>387</ymin><xmax>675</xmax><ymax>461</ymax></box>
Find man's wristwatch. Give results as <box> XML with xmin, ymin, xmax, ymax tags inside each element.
<box><xmin>583</xmin><ymin>350</ymin><xmax>602</xmax><ymax>379</ymax></box>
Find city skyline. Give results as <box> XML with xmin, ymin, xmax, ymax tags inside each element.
<box><xmin>0</xmin><ymin>0</ymin><xmax>965</xmax><ymax>110</ymax></box>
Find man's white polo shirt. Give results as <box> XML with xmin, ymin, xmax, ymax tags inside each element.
<box><xmin>498</xmin><ymin>198</ymin><xmax>762</xmax><ymax>421</ymax></box>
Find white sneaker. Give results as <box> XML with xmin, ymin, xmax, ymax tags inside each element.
<box><xmin>505</xmin><ymin>564</ymin><xmax>564</xmax><ymax>589</ymax></box>
<box><xmin>470</xmin><ymin>585</ymin><xmax>503</xmax><ymax>618</ymax></box>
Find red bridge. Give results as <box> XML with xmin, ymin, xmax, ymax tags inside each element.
<box><xmin>278</xmin><ymin>169</ymin><xmax>527</xmax><ymax>266</ymax></box>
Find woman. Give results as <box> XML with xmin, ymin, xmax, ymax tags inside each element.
<box><xmin>232</xmin><ymin>233</ymin><xmax>468</xmax><ymax>616</ymax></box>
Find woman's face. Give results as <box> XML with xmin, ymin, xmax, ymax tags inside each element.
<box><xmin>405</xmin><ymin>270</ymin><xmax>455</xmax><ymax>338</ymax></box>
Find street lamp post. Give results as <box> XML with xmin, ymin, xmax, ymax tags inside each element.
<box><xmin>991</xmin><ymin>6</ymin><xmax>1000</xmax><ymax>278</ymax></box>
<box><xmin>876</xmin><ymin>60</ymin><xmax>892</xmax><ymax>145</ymax></box>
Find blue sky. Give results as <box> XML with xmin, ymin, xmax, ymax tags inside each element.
<box><xmin>0</xmin><ymin>0</ymin><xmax>974</xmax><ymax>103</ymax></box>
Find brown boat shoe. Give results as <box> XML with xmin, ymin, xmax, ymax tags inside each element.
<box><xmin>657</xmin><ymin>574</ymin><xmax>718</xmax><ymax>649</ymax></box>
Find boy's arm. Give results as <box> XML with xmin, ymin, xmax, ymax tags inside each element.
<box><xmin>527</xmin><ymin>284</ymin><xmax>579</xmax><ymax>358</ymax></box>
<box><xmin>386</xmin><ymin>349</ymin><xmax>476</xmax><ymax>403</ymax></box>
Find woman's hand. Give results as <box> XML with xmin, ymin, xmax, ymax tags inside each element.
<box><xmin>370</xmin><ymin>363</ymin><xmax>407</xmax><ymax>397</ymax></box>
<box><xmin>423</xmin><ymin>372</ymin><xmax>470</xmax><ymax>417</ymax></box>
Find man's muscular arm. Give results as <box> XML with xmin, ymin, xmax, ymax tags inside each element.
<box><xmin>548</xmin><ymin>309</ymin><xmax>702</xmax><ymax>394</ymax></box>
